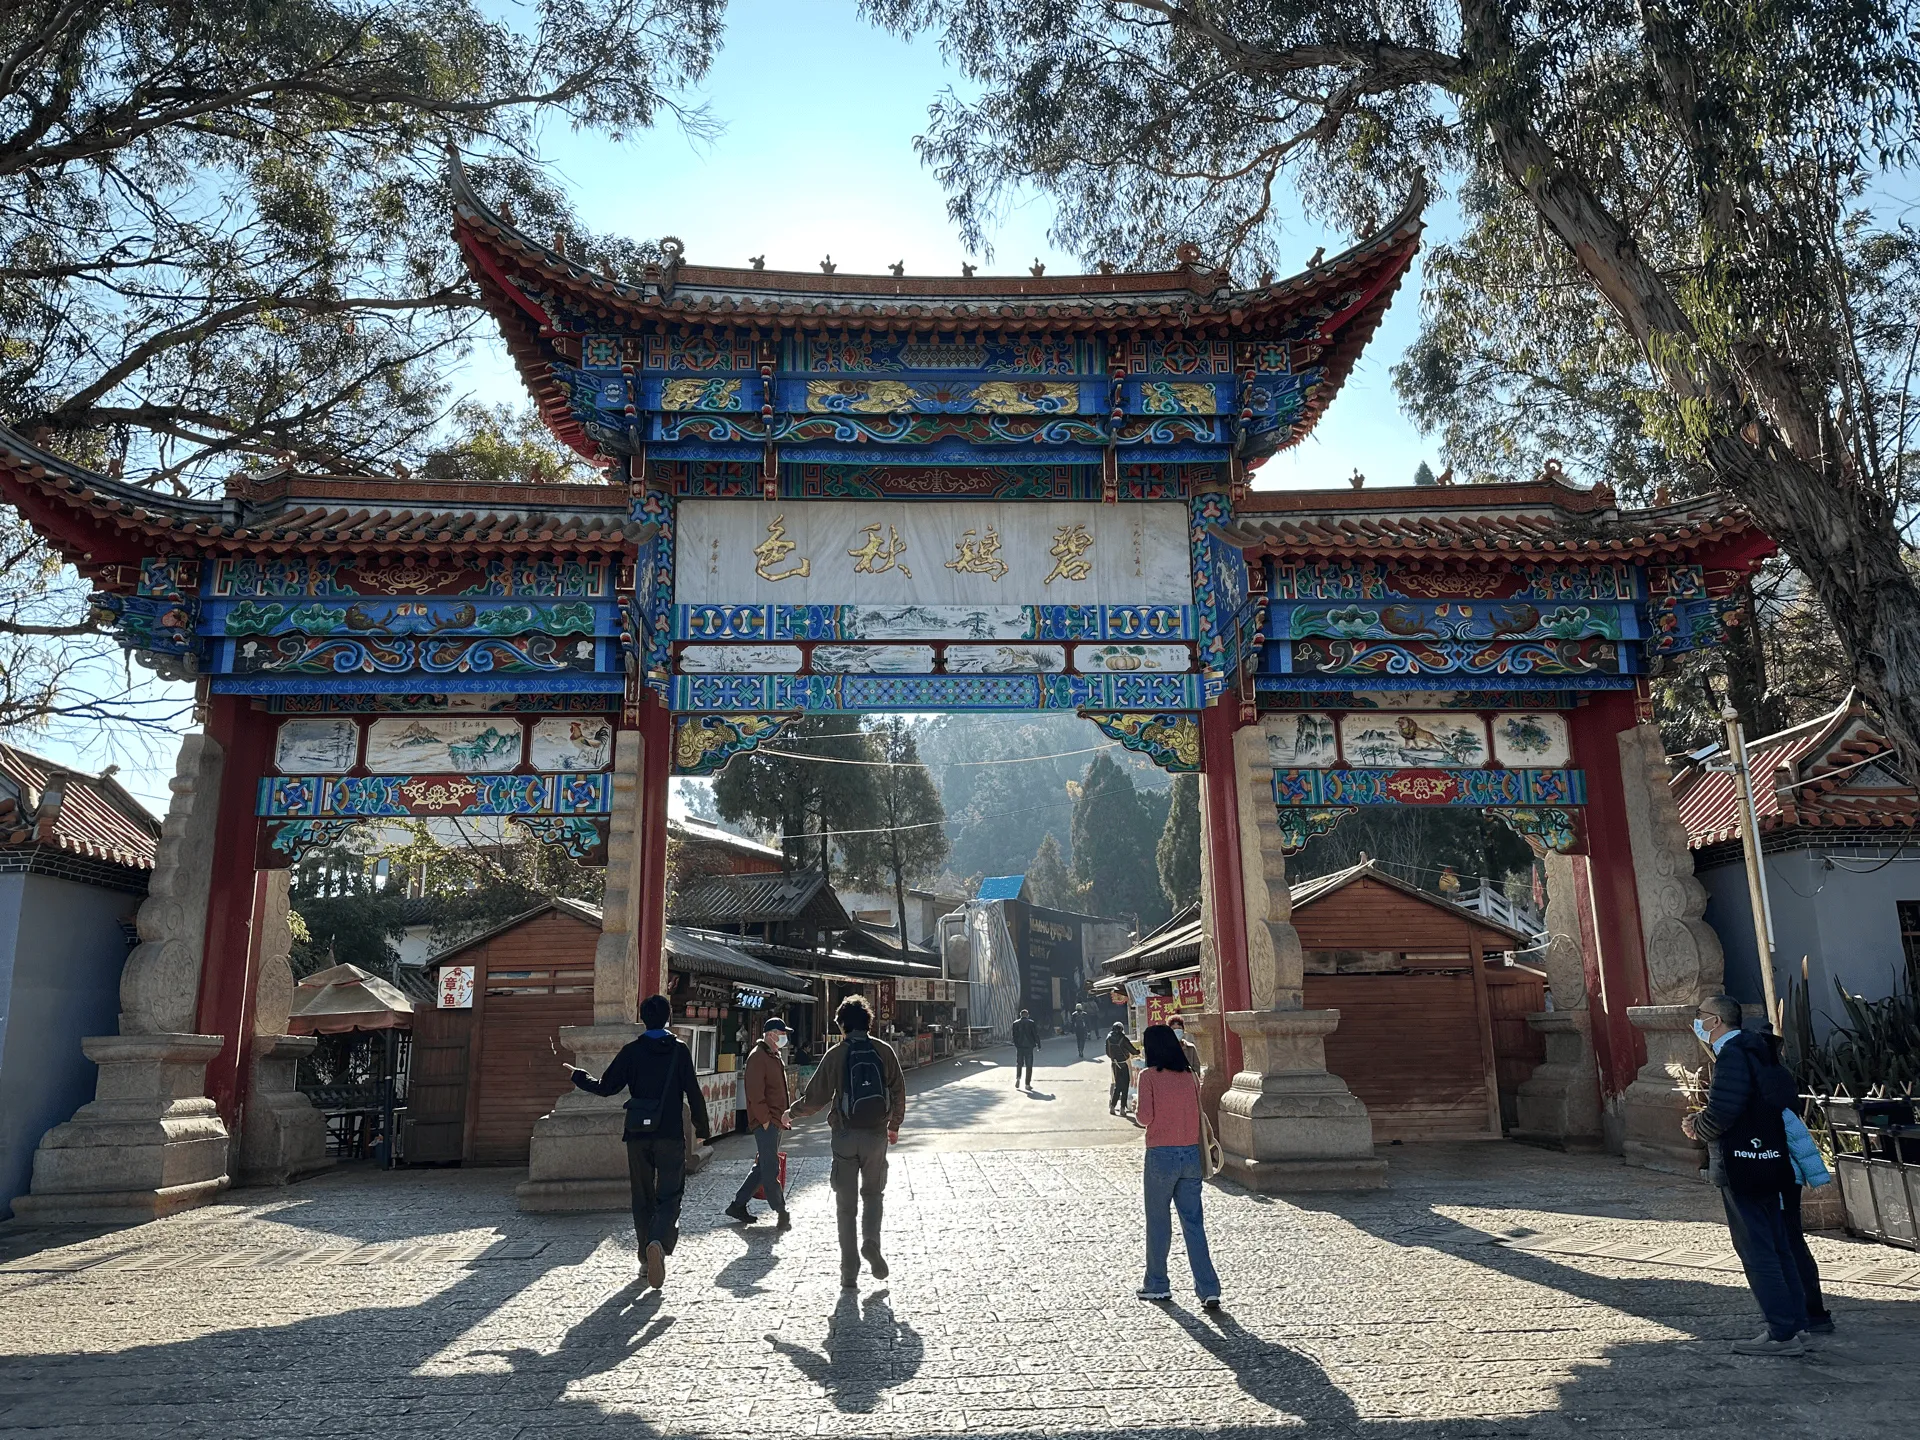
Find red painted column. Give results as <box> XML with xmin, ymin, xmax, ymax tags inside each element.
<box><xmin>195</xmin><ymin>695</ymin><xmax>275</xmax><ymax>1130</ymax></box>
<box><xmin>1200</xmin><ymin>699</ymin><xmax>1250</xmax><ymax>1077</ymax></box>
<box><xmin>636</xmin><ymin>692</ymin><xmax>673</xmax><ymax>1002</ymax></box>
<box><xmin>1571</xmin><ymin>690</ymin><xmax>1652</xmax><ymax>1097</ymax></box>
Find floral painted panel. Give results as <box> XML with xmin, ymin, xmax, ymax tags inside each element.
<box><xmin>1490</xmin><ymin>712</ymin><xmax>1572</xmax><ymax>768</ymax></box>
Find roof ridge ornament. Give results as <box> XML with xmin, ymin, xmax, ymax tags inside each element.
<box><xmin>658</xmin><ymin>236</ymin><xmax>684</xmax><ymax>299</ymax></box>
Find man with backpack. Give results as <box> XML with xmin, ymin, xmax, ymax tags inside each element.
<box><xmin>792</xmin><ymin>994</ymin><xmax>907</xmax><ymax>1288</ymax></box>
<box><xmin>1071</xmin><ymin>1005</ymin><xmax>1094</xmax><ymax>1060</ymax></box>
<box><xmin>1681</xmin><ymin>994</ymin><xmax>1831</xmax><ymax>1355</ymax></box>
<box><xmin>563</xmin><ymin>993</ymin><xmax>710</xmax><ymax>1291</ymax></box>
<box><xmin>1010</xmin><ymin>1008</ymin><xmax>1041</xmax><ymax>1088</ymax></box>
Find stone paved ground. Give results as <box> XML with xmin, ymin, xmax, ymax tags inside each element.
<box><xmin>2</xmin><ymin>1045</ymin><xmax>1917</xmax><ymax>1439</ymax></box>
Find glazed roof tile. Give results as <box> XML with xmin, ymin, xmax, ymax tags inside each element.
<box><xmin>1672</xmin><ymin>693</ymin><xmax>1920</xmax><ymax>848</ymax></box>
<box><xmin>0</xmin><ymin>424</ymin><xmax>642</xmax><ymax>568</ymax></box>
<box><xmin>668</xmin><ymin>870</ymin><xmax>853</xmax><ymax>930</ymax></box>
<box><xmin>1225</xmin><ymin>475</ymin><xmax>1767</xmax><ymax>562</ymax></box>
<box><xmin>0</xmin><ymin>744</ymin><xmax>159</xmax><ymax>871</ymax></box>
<box><xmin>449</xmin><ymin>157</ymin><xmax>1423</xmax><ymax>461</ymax></box>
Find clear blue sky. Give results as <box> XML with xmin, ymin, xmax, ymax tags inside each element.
<box><xmin>41</xmin><ymin>0</ymin><xmax>1445</xmax><ymax>814</ymax></box>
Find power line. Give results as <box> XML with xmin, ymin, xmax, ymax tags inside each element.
<box><xmin>774</xmin><ymin>794</ymin><xmax>1081</xmax><ymax>842</ymax></box>
<box><xmin>754</xmin><ymin>740</ymin><xmax>1119</xmax><ymax>769</ymax></box>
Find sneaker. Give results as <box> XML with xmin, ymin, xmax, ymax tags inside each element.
<box><xmin>1731</xmin><ymin>1331</ymin><xmax>1804</xmax><ymax>1356</ymax></box>
<box><xmin>863</xmin><ymin>1245</ymin><xmax>890</xmax><ymax>1280</ymax></box>
<box><xmin>724</xmin><ymin>1201</ymin><xmax>755</xmax><ymax>1225</ymax></box>
<box><xmin>1201</xmin><ymin>1295</ymin><xmax>1222</xmax><ymax>1310</ymax></box>
<box><xmin>643</xmin><ymin>1241</ymin><xmax>666</xmax><ymax>1291</ymax></box>
<box><xmin>1137</xmin><ymin>1288</ymin><xmax>1171</xmax><ymax>1301</ymax></box>
<box><xmin>775</xmin><ymin>1210</ymin><xmax>792</xmax><ymax>1231</ymax></box>
<box><xmin>1805</xmin><ymin>1315</ymin><xmax>1836</xmax><ymax>1336</ymax></box>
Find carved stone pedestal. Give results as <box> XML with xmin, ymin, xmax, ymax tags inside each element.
<box><xmin>1622</xmin><ymin>1004</ymin><xmax>1708</xmax><ymax>1177</ymax></box>
<box><xmin>14</xmin><ymin>1034</ymin><xmax>231</xmax><ymax>1223</ymax></box>
<box><xmin>518</xmin><ymin>1023</ymin><xmax>639</xmax><ymax>1212</ymax></box>
<box><xmin>1217</xmin><ymin>1009</ymin><xmax>1385</xmax><ymax>1191</ymax></box>
<box><xmin>235</xmin><ymin>1035</ymin><xmax>330</xmax><ymax>1186</ymax></box>
<box><xmin>1183</xmin><ymin>1010</ymin><xmax>1231</xmax><ymax>1127</ymax></box>
<box><xmin>1512</xmin><ymin>1011</ymin><xmax>1605</xmax><ymax>1149</ymax></box>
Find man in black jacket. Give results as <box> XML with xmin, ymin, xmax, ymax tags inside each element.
<box><xmin>1681</xmin><ymin>994</ymin><xmax>1826</xmax><ymax>1355</ymax></box>
<box><xmin>564</xmin><ymin>993</ymin><xmax>710</xmax><ymax>1290</ymax></box>
<box><xmin>1071</xmin><ymin>1005</ymin><xmax>1094</xmax><ymax>1060</ymax></box>
<box><xmin>1010</xmin><ymin>1009</ymin><xmax>1041</xmax><ymax>1088</ymax></box>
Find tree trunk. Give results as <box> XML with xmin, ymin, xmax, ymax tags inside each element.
<box><xmin>1721</xmin><ymin>577</ymin><xmax>1776</xmax><ymax>739</ymax></box>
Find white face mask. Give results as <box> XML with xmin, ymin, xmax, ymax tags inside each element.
<box><xmin>772</xmin><ymin>1032</ymin><xmax>789</xmax><ymax>1048</ymax></box>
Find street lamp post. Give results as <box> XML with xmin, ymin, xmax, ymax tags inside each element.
<box><xmin>1722</xmin><ymin>705</ymin><xmax>1781</xmax><ymax>1028</ymax></box>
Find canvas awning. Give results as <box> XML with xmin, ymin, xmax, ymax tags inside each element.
<box><xmin>288</xmin><ymin>962</ymin><xmax>415</xmax><ymax>1034</ymax></box>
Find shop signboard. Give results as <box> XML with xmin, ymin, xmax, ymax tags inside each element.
<box><xmin>438</xmin><ymin>965</ymin><xmax>474</xmax><ymax>1009</ymax></box>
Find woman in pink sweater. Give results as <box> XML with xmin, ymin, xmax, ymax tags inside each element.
<box><xmin>1134</xmin><ymin>1023</ymin><xmax>1221</xmax><ymax>1307</ymax></box>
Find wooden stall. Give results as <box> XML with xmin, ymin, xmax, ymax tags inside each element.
<box><xmin>1288</xmin><ymin>860</ymin><xmax>1538</xmax><ymax>1142</ymax></box>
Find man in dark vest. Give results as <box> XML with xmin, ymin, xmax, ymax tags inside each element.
<box><xmin>1682</xmin><ymin>994</ymin><xmax>1829</xmax><ymax>1355</ymax></box>
<box><xmin>563</xmin><ymin>993</ymin><xmax>710</xmax><ymax>1291</ymax></box>
<box><xmin>1011</xmin><ymin>1008</ymin><xmax>1041</xmax><ymax>1088</ymax></box>
<box><xmin>792</xmin><ymin>994</ymin><xmax>907</xmax><ymax>1287</ymax></box>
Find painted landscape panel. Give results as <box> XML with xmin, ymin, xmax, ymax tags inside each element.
<box><xmin>365</xmin><ymin>716</ymin><xmax>524</xmax><ymax>773</ymax></box>
<box><xmin>677</xmin><ymin>644</ymin><xmax>802</xmax><ymax>673</ymax></box>
<box><xmin>811</xmin><ymin>645</ymin><xmax>936</xmax><ymax>673</ymax></box>
<box><xmin>530</xmin><ymin>717</ymin><xmax>613</xmax><ymax>771</ymax></box>
<box><xmin>1339</xmin><ymin>713</ymin><xmax>1490</xmax><ymax>769</ymax></box>
<box><xmin>275</xmin><ymin>718</ymin><xmax>358</xmax><ymax>773</ymax></box>
<box><xmin>945</xmin><ymin>645</ymin><xmax>1065</xmax><ymax>674</ymax></box>
<box><xmin>1267</xmin><ymin>712</ymin><xmax>1338</xmax><ymax>768</ymax></box>
<box><xmin>1490</xmin><ymin>712</ymin><xmax>1572</xmax><ymax>768</ymax></box>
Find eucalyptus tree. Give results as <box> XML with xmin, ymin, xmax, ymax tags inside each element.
<box><xmin>865</xmin><ymin>0</ymin><xmax>1920</xmax><ymax>769</ymax></box>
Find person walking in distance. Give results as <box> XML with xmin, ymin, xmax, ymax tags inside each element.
<box><xmin>563</xmin><ymin>993</ymin><xmax>710</xmax><ymax>1290</ymax></box>
<box><xmin>1106</xmin><ymin>1020</ymin><xmax>1140</xmax><ymax>1115</ymax></box>
<box><xmin>1072</xmin><ymin>1004</ymin><xmax>1094</xmax><ymax>1060</ymax></box>
<box><xmin>725</xmin><ymin>1015</ymin><xmax>793</xmax><ymax>1229</ymax></box>
<box><xmin>792</xmin><ymin>995</ymin><xmax>907</xmax><ymax>1288</ymax></box>
<box><xmin>1135</xmin><ymin>1023</ymin><xmax>1221</xmax><ymax>1307</ymax></box>
<box><xmin>1681</xmin><ymin>994</ymin><xmax>1830</xmax><ymax>1355</ymax></box>
<box><xmin>1010</xmin><ymin>1008</ymin><xmax>1041</xmax><ymax>1089</ymax></box>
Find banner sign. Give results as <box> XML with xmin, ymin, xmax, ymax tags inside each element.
<box><xmin>438</xmin><ymin>965</ymin><xmax>475</xmax><ymax>1010</ymax></box>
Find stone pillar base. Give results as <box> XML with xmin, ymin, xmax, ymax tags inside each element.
<box><xmin>517</xmin><ymin>1023</ymin><xmax>639</xmax><ymax>1212</ymax></box>
<box><xmin>1182</xmin><ymin>1011</ymin><xmax>1232</xmax><ymax>1128</ymax></box>
<box><xmin>1511</xmin><ymin>1010</ymin><xmax>1605</xmax><ymax>1149</ymax></box>
<box><xmin>235</xmin><ymin>1035</ymin><xmax>331</xmax><ymax>1187</ymax></box>
<box><xmin>1216</xmin><ymin>1009</ymin><xmax>1386</xmax><ymax>1191</ymax></box>
<box><xmin>13</xmin><ymin>1034</ymin><xmax>230</xmax><ymax>1225</ymax></box>
<box><xmin>1621</xmin><ymin>1004</ymin><xmax>1708</xmax><ymax>1177</ymax></box>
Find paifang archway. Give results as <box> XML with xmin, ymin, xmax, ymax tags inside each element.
<box><xmin>0</xmin><ymin>167</ymin><xmax>1772</xmax><ymax>1218</ymax></box>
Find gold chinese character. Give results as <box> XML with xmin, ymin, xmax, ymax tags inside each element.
<box><xmin>753</xmin><ymin>514</ymin><xmax>810</xmax><ymax>582</ymax></box>
<box><xmin>943</xmin><ymin>526</ymin><xmax>1008</xmax><ymax>582</ymax></box>
<box><xmin>849</xmin><ymin>522</ymin><xmax>913</xmax><ymax>578</ymax></box>
<box><xmin>1043</xmin><ymin>523</ymin><xmax>1094</xmax><ymax>585</ymax></box>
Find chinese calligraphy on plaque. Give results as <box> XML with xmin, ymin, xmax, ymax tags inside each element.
<box><xmin>753</xmin><ymin>514</ymin><xmax>811</xmax><ymax>582</ymax></box>
<box><xmin>1044</xmin><ymin>523</ymin><xmax>1094</xmax><ymax>585</ymax></box>
<box><xmin>849</xmin><ymin>521</ymin><xmax>913</xmax><ymax>578</ymax></box>
<box><xmin>944</xmin><ymin>527</ymin><xmax>1009</xmax><ymax>582</ymax></box>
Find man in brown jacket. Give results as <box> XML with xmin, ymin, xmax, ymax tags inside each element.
<box><xmin>725</xmin><ymin>1016</ymin><xmax>793</xmax><ymax>1228</ymax></box>
<box><xmin>791</xmin><ymin>995</ymin><xmax>906</xmax><ymax>1287</ymax></box>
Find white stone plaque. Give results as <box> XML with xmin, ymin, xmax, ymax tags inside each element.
<box><xmin>674</xmin><ymin>500</ymin><xmax>1192</xmax><ymax>607</ymax></box>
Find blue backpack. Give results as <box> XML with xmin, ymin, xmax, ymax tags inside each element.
<box><xmin>840</xmin><ymin>1035</ymin><xmax>891</xmax><ymax>1128</ymax></box>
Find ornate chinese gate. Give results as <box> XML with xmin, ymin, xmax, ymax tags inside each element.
<box><xmin>0</xmin><ymin>167</ymin><xmax>1773</xmax><ymax>1216</ymax></box>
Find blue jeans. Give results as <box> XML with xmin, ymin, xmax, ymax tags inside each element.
<box><xmin>1144</xmin><ymin>1144</ymin><xmax>1220</xmax><ymax>1299</ymax></box>
<box><xmin>1721</xmin><ymin>1187</ymin><xmax>1809</xmax><ymax>1340</ymax></box>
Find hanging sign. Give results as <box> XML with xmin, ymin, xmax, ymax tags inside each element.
<box><xmin>438</xmin><ymin>965</ymin><xmax>475</xmax><ymax>1009</ymax></box>
<box><xmin>1175</xmin><ymin>975</ymin><xmax>1206</xmax><ymax>1007</ymax></box>
<box><xmin>1146</xmin><ymin>996</ymin><xmax>1180</xmax><ymax>1027</ymax></box>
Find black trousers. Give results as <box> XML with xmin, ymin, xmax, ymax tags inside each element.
<box><xmin>1110</xmin><ymin>1059</ymin><xmax>1132</xmax><ymax>1111</ymax></box>
<box><xmin>1015</xmin><ymin>1047</ymin><xmax>1035</xmax><ymax>1086</ymax></box>
<box><xmin>1075</xmin><ymin>1032</ymin><xmax>1088</xmax><ymax>1058</ymax></box>
<box><xmin>627</xmin><ymin>1135</ymin><xmax>687</xmax><ymax>1255</ymax></box>
<box><xmin>1721</xmin><ymin>1186</ymin><xmax>1814</xmax><ymax>1340</ymax></box>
